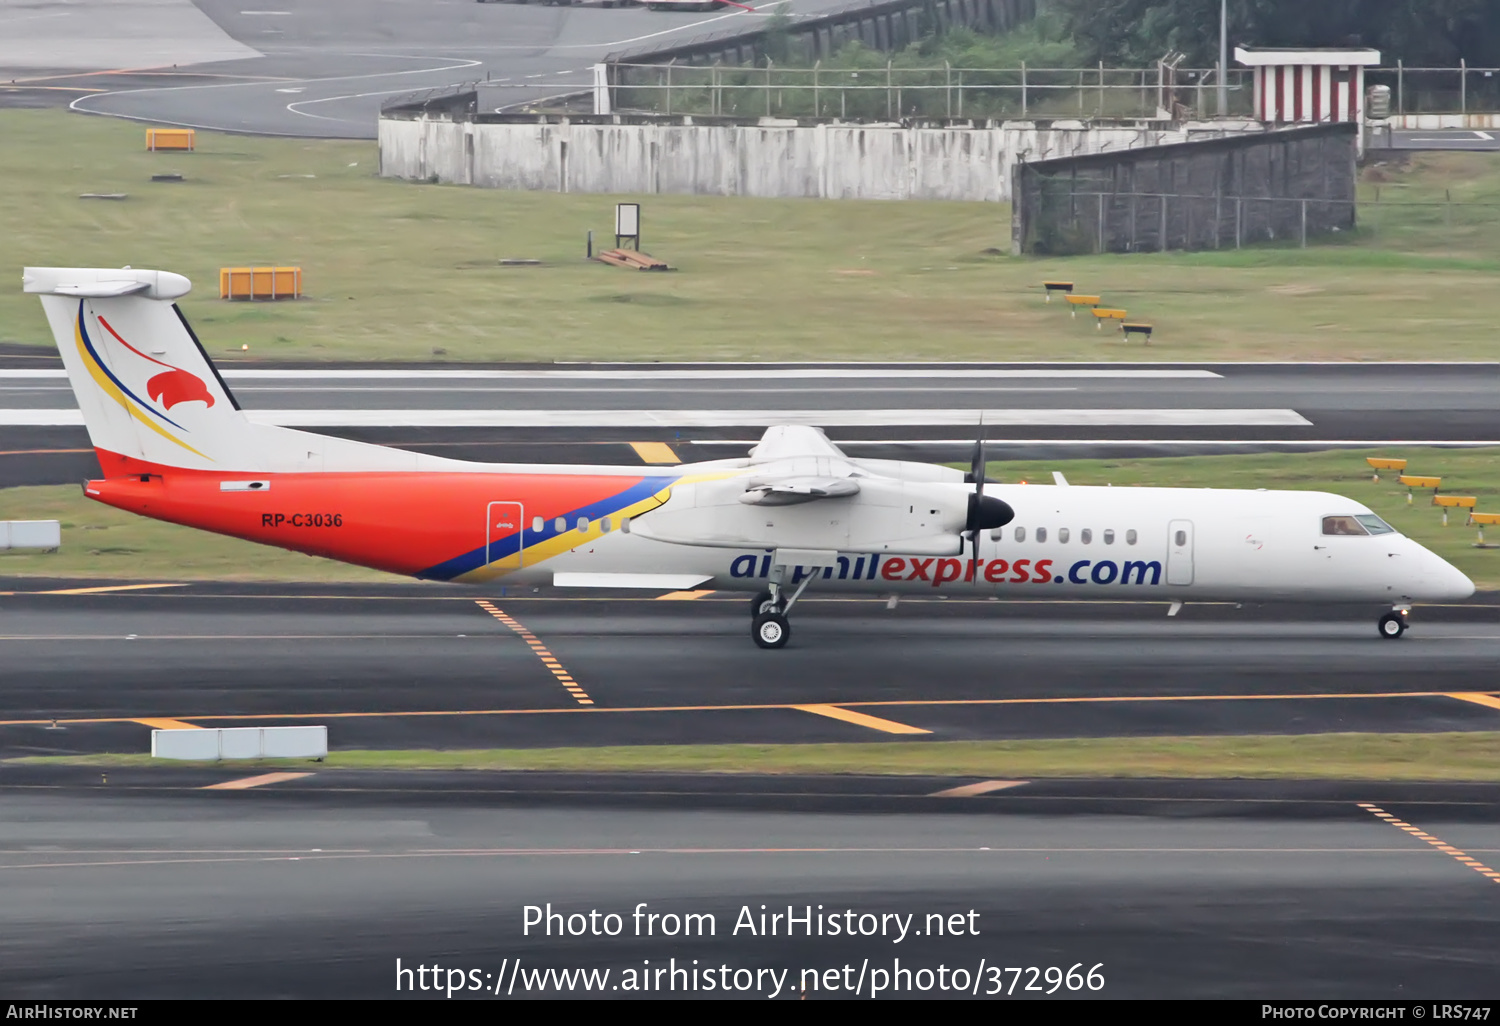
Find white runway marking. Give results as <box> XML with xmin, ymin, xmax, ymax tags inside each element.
<box><xmin>0</xmin><ymin>408</ymin><xmax>1310</xmax><ymax>428</ymax></box>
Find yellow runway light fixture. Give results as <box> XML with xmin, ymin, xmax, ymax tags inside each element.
<box><xmin>1470</xmin><ymin>512</ymin><xmax>1500</xmax><ymax>548</ymax></box>
<box><xmin>1065</xmin><ymin>294</ymin><xmax>1102</xmax><ymax>318</ymax></box>
<box><xmin>1043</xmin><ymin>281</ymin><xmax>1074</xmax><ymax>302</ymax></box>
<box><xmin>1399</xmin><ymin>475</ymin><xmax>1441</xmax><ymax>504</ymax></box>
<box><xmin>1433</xmin><ymin>494</ymin><xmax>1476</xmax><ymax>526</ymax></box>
<box><xmin>1366</xmin><ymin>457</ymin><xmax>1407</xmax><ymax>481</ymax></box>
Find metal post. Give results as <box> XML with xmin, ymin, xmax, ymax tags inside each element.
<box><xmin>767</xmin><ymin>58</ymin><xmax>773</xmax><ymax>117</ymax></box>
<box><xmin>1079</xmin><ymin>69</ymin><xmax>1085</xmax><ymax>114</ymax></box>
<box><xmin>1160</xmin><ymin>195</ymin><xmax>1169</xmax><ymax>252</ymax></box>
<box><xmin>1461</xmin><ymin>58</ymin><xmax>1467</xmax><ymax>115</ymax></box>
<box><xmin>1021</xmin><ymin>61</ymin><xmax>1027</xmax><ymax>117</ymax></box>
<box><xmin>957</xmin><ymin>71</ymin><xmax>963</xmax><ymax>118</ymax></box>
<box><xmin>1397</xmin><ymin>60</ymin><xmax>1403</xmax><ymax>116</ymax></box>
<box><xmin>665</xmin><ymin>60</ymin><xmax>672</xmax><ymax>116</ymax></box>
<box><xmin>1098</xmin><ymin>192</ymin><xmax>1106</xmax><ymax>253</ymax></box>
<box><xmin>1300</xmin><ymin>198</ymin><xmax>1308</xmax><ymax>248</ymax></box>
<box><xmin>945</xmin><ymin>61</ymin><xmax>951</xmax><ymax>118</ymax></box>
<box><xmin>1218</xmin><ymin>0</ymin><xmax>1228</xmax><ymax>115</ymax></box>
<box><xmin>1235</xmin><ymin>196</ymin><xmax>1242</xmax><ymax>249</ymax></box>
<box><xmin>886</xmin><ymin>60</ymin><xmax>893</xmax><ymax>119</ymax></box>
<box><xmin>1099</xmin><ymin>60</ymin><xmax>1105</xmax><ymax>117</ymax></box>
<box><xmin>814</xmin><ymin>60</ymin><xmax>820</xmax><ymax>118</ymax></box>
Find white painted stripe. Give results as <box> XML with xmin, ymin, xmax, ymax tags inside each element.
<box><xmin>0</xmin><ymin>408</ymin><xmax>1311</xmax><ymax>428</ymax></box>
<box><xmin>0</xmin><ymin>368</ymin><xmax>1224</xmax><ymax>381</ymax></box>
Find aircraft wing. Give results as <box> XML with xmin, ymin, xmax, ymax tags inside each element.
<box><xmin>748</xmin><ymin>425</ymin><xmax>848</xmax><ymax>463</ymax></box>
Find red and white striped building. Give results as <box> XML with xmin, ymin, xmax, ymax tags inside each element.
<box><xmin>1234</xmin><ymin>47</ymin><xmax>1381</xmax><ymax>124</ymax></box>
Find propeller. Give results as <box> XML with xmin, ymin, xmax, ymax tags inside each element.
<box><xmin>962</xmin><ymin>421</ymin><xmax>1014</xmax><ymax>581</ymax></box>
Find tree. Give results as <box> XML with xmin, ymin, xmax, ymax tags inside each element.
<box><xmin>1049</xmin><ymin>0</ymin><xmax>1500</xmax><ymax>67</ymax></box>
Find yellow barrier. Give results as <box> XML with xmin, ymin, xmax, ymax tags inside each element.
<box><xmin>1043</xmin><ymin>281</ymin><xmax>1074</xmax><ymax>302</ymax></box>
<box><xmin>146</xmin><ymin>128</ymin><xmax>195</xmax><ymax>152</ymax></box>
<box><xmin>219</xmin><ymin>267</ymin><xmax>302</xmax><ymax>301</ymax></box>
<box><xmin>1366</xmin><ymin>457</ymin><xmax>1407</xmax><ymax>481</ymax></box>
<box><xmin>1434</xmin><ymin>494</ymin><xmax>1476</xmax><ymax>526</ymax></box>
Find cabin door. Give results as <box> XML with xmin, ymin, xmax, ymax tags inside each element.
<box><xmin>486</xmin><ymin>501</ymin><xmax>525</xmax><ymax>571</ymax></box>
<box><xmin>1166</xmin><ymin>519</ymin><xmax>1195</xmax><ymax>585</ymax></box>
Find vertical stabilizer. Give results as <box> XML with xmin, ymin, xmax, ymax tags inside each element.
<box><xmin>23</xmin><ymin>267</ymin><xmax>435</xmax><ymax>474</ymax></box>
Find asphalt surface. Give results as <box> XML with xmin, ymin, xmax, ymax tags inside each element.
<box><xmin>1</xmin><ymin>778</ymin><xmax>1498</xmax><ymax>997</ymax></box>
<box><xmin>5</xmin><ymin>360</ymin><xmax>1500</xmax><ymax>487</ymax></box>
<box><xmin>2</xmin><ymin>585</ymin><xmax>1499</xmax><ymax>757</ymax></box>
<box><xmin>0</xmin><ymin>0</ymin><xmax>850</xmax><ymax>137</ymax></box>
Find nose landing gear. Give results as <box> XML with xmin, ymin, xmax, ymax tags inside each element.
<box><xmin>1378</xmin><ymin>608</ymin><xmax>1409</xmax><ymax>640</ymax></box>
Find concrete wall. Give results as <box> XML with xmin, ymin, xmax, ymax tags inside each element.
<box><xmin>379</xmin><ymin>113</ymin><xmax>1265</xmax><ymax>203</ymax></box>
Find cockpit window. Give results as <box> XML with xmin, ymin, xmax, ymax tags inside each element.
<box><xmin>1355</xmin><ymin>514</ymin><xmax>1395</xmax><ymax>536</ymax></box>
<box><xmin>1322</xmin><ymin>515</ymin><xmax>1368</xmax><ymax>536</ymax></box>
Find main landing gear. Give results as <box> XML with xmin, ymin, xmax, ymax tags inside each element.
<box><xmin>1378</xmin><ymin>607</ymin><xmax>1409</xmax><ymax>640</ymax></box>
<box><xmin>749</xmin><ymin>554</ymin><xmax>826</xmax><ymax>649</ymax></box>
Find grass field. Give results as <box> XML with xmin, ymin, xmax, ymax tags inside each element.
<box><xmin>5</xmin><ymin>446</ymin><xmax>1500</xmax><ymax>586</ymax></box>
<box><xmin>3</xmin><ymin>109</ymin><xmax>1500</xmax><ymax>362</ymax></box>
<box><xmin>15</xmin><ymin>731</ymin><xmax>1500</xmax><ymax>781</ymax></box>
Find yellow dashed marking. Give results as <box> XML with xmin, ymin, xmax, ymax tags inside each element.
<box><xmin>1448</xmin><ymin>692</ymin><xmax>1500</xmax><ymax>712</ymax></box>
<box><xmin>133</xmin><ymin>717</ymin><xmax>198</xmax><ymax>731</ymax></box>
<box><xmin>793</xmin><ymin>704</ymin><xmax>931</xmax><ymax>735</ymax></box>
<box><xmin>1358</xmin><ymin>802</ymin><xmax>1500</xmax><ymax>886</ymax></box>
<box><xmin>202</xmin><ymin>772</ymin><xmax>313</xmax><ymax>791</ymax></box>
<box><xmin>657</xmin><ymin>590</ymin><xmax>715</xmax><ymax>600</ymax></box>
<box><xmin>629</xmin><ymin>441</ymin><xmax>680</xmax><ymax>464</ymax></box>
<box><xmin>929</xmin><ymin>780</ymin><xmax>1029</xmax><ymax>798</ymax></box>
<box><xmin>475</xmin><ymin>601</ymin><xmax>594</xmax><ymax>706</ymax></box>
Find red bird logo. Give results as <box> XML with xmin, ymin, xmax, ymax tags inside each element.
<box><xmin>147</xmin><ymin>368</ymin><xmax>215</xmax><ymax>410</ymax></box>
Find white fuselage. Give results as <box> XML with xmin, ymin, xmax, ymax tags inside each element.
<box><xmin>504</xmin><ymin>482</ymin><xmax>1475</xmax><ymax>605</ymax></box>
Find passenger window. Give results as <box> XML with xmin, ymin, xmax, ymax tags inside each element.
<box><xmin>621</xmin><ymin>517</ymin><xmax>631</xmax><ymax>534</ymax></box>
<box><xmin>1058</xmin><ymin>528</ymin><xmax>1070</xmax><ymax>544</ymax></box>
<box><xmin>1103</xmin><ymin>529</ymin><xmax>1115</xmax><ymax>545</ymax></box>
<box><xmin>1355</xmin><ymin>514</ymin><xmax>1394</xmax><ymax>536</ymax></box>
<box><xmin>1036</xmin><ymin>527</ymin><xmax>1047</xmax><ymax>543</ymax></box>
<box><xmin>532</xmin><ymin>516</ymin><xmax>543</xmax><ymax>533</ymax></box>
<box><xmin>555</xmin><ymin>517</ymin><xmax>566</xmax><ymax>533</ymax></box>
<box><xmin>1322</xmin><ymin>516</ymin><xmax>1368</xmax><ymax>536</ymax></box>
<box><xmin>1014</xmin><ymin>527</ymin><xmax>1026</xmax><ymax>542</ymax></box>
<box><xmin>1174</xmin><ymin>530</ymin><xmax>1186</xmax><ymax>547</ymax></box>
<box><xmin>989</xmin><ymin>527</ymin><xmax>1003</xmax><ymax>541</ymax></box>
<box><xmin>1126</xmin><ymin>529</ymin><xmax>1137</xmax><ymax>545</ymax></box>
<box><xmin>1080</xmin><ymin>528</ymin><xmax>1092</xmax><ymax>545</ymax></box>
<box><xmin>600</xmin><ymin>517</ymin><xmax>612</xmax><ymax>533</ymax></box>
<box><xmin>577</xmin><ymin>516</ymin><xmax>590</xmax><ymax>533</ymax></box>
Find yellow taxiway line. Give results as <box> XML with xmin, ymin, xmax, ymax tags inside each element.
<box><xmin>794</xmin><ymin>704</ymin><xmax>931</xmax><ymax>735</ymax></box>
<box><xmin>629</xmin><ymin>442</ymin><xmax>680</xmax><ymax>464</ymax></box>
<box><xmin>1359</xmin><ymin>803</ymin><xmax>1500</xmax><ymax>885</ymax></box>
<box><xmin>2</xmin><ymin>688</ymin><xmax>1494</xmax><ymax>732</ymax></box>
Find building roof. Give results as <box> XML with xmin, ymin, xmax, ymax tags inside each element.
<box><xmin>1234</xmin><ymin>47</ymin><xmax>1381</xmax><ymax>67</ymax></box>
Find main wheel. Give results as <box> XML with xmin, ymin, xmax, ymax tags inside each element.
<box><xmin>753</xmin><ymin>613</ymin><xmax>790</xmax><ymax>649</ymax></box>
<box><xmin>1377</xmin><ymin>612</ymin><xmax>1407</xmax><ymax>639</ymax></box>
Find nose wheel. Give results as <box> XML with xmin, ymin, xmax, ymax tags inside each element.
<box><xmin>1378</xmin><ymin>611</ymin><xmax>1407</xmax><ymax>639</ymax></box>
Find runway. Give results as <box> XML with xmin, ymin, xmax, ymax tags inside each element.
<box><xmin>4</xmin><ymin>360</ymin><xmax>1500</xmax><ymax>487</ymax></box>
<box><xmin>1</xmin><ymin>584</ymin><xmax>1498</xmax><ymax>997</ymax></box>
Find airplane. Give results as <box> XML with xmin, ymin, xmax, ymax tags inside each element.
<box><xmin>23</xmin><ymin>266</ymin><xmax>1475</xmax><ymax>648</ymax></box>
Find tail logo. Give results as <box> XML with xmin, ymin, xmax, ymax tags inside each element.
<box><xmin>147</xmin><ymin>368</ymin><xmax>215</xmax><ymax>411</ymax></box>
<box><xmin>74</xmin><ymin>301</ymin><xmax>213</xmax><ymax>461</ymax></box>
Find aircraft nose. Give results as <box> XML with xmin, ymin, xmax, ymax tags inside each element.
<box><xmin>1420</xmin><ymin>549</ymin><xmax>1475</xmax><ymax>601</ymax></box>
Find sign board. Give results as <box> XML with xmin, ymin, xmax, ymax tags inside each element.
<box><xmin>615</xmin><ymin>203</ymin><xmax>640</xmax><ymax>237</ymax></box>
